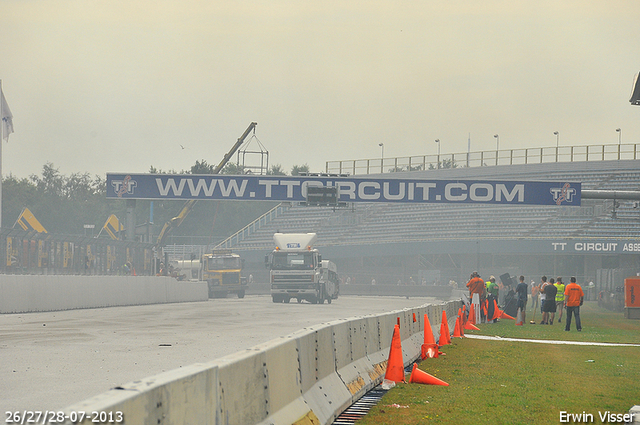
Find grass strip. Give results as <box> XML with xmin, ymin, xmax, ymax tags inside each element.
<box><xmin>357</xmin><ymin>302</ymin><xmax>640</xmax><ymax>425</ymax></box>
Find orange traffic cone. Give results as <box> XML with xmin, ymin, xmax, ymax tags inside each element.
<box><xmin>438</xmin><ymin>321</ymin><xmax>449</xmax><ymax>346</ymax></box>
<box><xmin>413</xmin><ymin>313</ymin><xmax>417</xmax><ymax>323</ymax></box>
<box><xmin>408</xmin><ymin>363</ymin><xmax>449</xmax><ymax>386</ymax></box>
<box><xmin>500</xmin><ymin>310</ymin><xmax>516</xmax><ymax>320</ymax></box>
<box><xmin>464</xmin><ymin>320</ymin><xmax>481</xmax><ymax>331</ymax></box>
<box><xmin>515</xmin><ymin>308</ymin><xmax>524</xmax><ymax>326</ymax></box>
<box><xmin>453</xmin><ymin>317</ymin><xmax>463</xmax><ymax>338</ymax></box>
<box><xmin>441</xmin><ymin>311</ymin><xmax>451</xmax><ymax>344</ymax></box>
<box><xmin>467</xmin><ymin>304</ymin><xmax>477</xmax><ymax>325</ymax></box>
<box><xmin>384</xmin><ymin>324</ymin><xmax>405</xmax><ymax>382</ymax></box>
<box><xmin>494</xmin><ymin>300</ymin><xmax>515</xmax><ymax>320</ymax></box>
<box><xmin>421</xmin><ymin>343</ymin><xmax>439</xmax><ymax>359</ymax></box>
<box><xmin>457</xmin><ymin>312</ymin><xmax>465</xmax><ymax>337</ymax></box>
<box><xmin>491</xmin><ymin>299</ymin><xmax>501</xmax><ymax>321</ymax></box>
<box><xmin>397</xmin><ymin>317</ymin><xmax>401</xmax><ymax>326</ymax></box>
<box><xmin>421</xmin><ymin>314</ymin><xmax>439</xmax><ymax>358</ymax></box>
<box><xmin>423</xmin><ymin>314</ymin><xmax>436</xmax><ymax>345</ymax></box>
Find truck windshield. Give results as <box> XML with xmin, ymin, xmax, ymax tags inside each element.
<box><xmin>207</xmin><ymin>256</ymin><xmax>241</xmax><ymax>270</ymax></box>
<box><xmin>272</xmin><ymin>252</ymin><xmax>315</xmax><ymax>270</ymax></box>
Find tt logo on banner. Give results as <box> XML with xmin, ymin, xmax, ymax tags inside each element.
<box><xmin>550</xmin><ymin>183</ymin><xmax>576</xmax><ymax>205</ymax></box>
<box><xmin>112</xmin><ymin>175</ymin><xmax>138</xmax><ymax>197</ymax></box>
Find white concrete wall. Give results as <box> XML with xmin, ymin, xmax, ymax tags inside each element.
<box><xmin>0</xmin><ymin>275</ymin><xmax>208</xmax><ymax>313</ymax></box>
<box><xmin>59</xmin><ymin>300</ymin><xmax>460</xmax><ymax>425</ymax></box>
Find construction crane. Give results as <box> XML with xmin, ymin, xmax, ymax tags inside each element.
<box><xmin>154</xmin><ymin>122</ymin><xmax>258</xmax><ymax>249</ymax></box>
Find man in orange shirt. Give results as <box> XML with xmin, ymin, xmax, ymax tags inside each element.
<box><xmin>466</xmin><ymin>271</ymin><xmax>485</xmax><ymax>322</ymax></box>
<box><xmin>564</xmin><ymin>276</ymin><xmax>584</xmax><ymax>332</ymax></box>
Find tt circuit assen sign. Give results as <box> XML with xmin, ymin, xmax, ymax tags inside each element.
<box><xmin>106</xmin><ymin>173</ymin><xmax>581</xmax><ymax>206</ymax></box>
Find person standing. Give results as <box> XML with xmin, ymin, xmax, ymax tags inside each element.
<box><xmin>554</xmin><ymin>277</ymin><xmax>566</xmax><ymax>323</ymax></box>
<box><xmin>530</xmin><ymin>280</ymin><xmax>540</xmax><ymax>313</ymax></box>
<box><xmin>486</xmin><ymin>276</ymin><xmax>499</xmax><ymax>322</ymax></box>
<box><xmin>542</xmin><ymin>278</ymin><xmax>558</xmax><ymax>325</ymax></box>
<box><xmin>564</xmin><ymin>276</ymin><xmax>584</xmax><ymax>332</ymax></box>
<box><xmin>466</xmin><ymin>271</ymin><xmax>485</xmax><ymax>322</ymax></box>
<box><xmin>515</xmin><ymin>275</ymin><xmax>528</xmax><ymax>324</ymax></box>
<box><xmin>538</xmin><ymin>276</ymin><xmax>549</xmax><ymax>324</ymax></box>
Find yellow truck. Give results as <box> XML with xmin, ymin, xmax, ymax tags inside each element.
<box><xmin>202</xmin><ymin>250</ymin><xmax>247</xmax><ymax>298</ymax></box>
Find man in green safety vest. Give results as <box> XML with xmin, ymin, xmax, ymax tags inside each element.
<box><xmin>554</xmin><ymin>277</ymin><xmax>566</xmax><ymax>323</ymax></box>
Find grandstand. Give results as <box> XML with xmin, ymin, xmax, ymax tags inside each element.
<box><xmin>215</xmin><ymin>158</ymin><xmax>640</xmax><ymax>292</ymax></box>
<box><xmin>219</xmin><ymin>160</ymin><xmax>640</xmax><ymax>248</ymax></box>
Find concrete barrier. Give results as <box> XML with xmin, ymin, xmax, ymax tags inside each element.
<box><xmin>60</xmin><ymin>300</ymin><xmax>461</xmax><ymax>425</ymax></box>
<box><xmin>0</xmin><ymin>275</ymin><xmax>208</xmax><ymax>313</ymax></box>
<box><xmin>291</xmin><ymin>323</ymin><xmax>353</xmax><ymax>425</ymax></box>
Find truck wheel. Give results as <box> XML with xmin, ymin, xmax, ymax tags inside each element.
<box><xmin>272</xmin><ymin>295</ymin><xmax>279</xmax><ymax>303</ymax></box>
<box><xmin>297</xmin><ymin>298</ymin><xmax>302</xmax><ymax>304</ymax></box>
<box><xmin>327</xmin><ymin>298</ymin><xmax>332</xmax><ymax>304</ymax></box>
<box><xmin>283</xmin><ymin>297</ymin><xmax>290</xmax><ymax>303</ymax></box>
<box><xmin>237</xmin><ymin>290</ymin><xmax>245</xmax><ymax>299</ymax></box>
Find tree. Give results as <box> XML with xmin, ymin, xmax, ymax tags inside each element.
<box><xmin>221</xmin><ymin>163</ymin><xmax>245</xmax><ymax>175</ymax></box>
<box><xmin>6</xmin><ymin>163</ymin><xmax>112</xmax><ymax>234</ymax></box>
<box><xmin>31</xmin><ymin>163</ymin><xmax>64</xmax><ymax>197</ymax></box>
<box><xmin>2</xmin><ymin>160</ymin><xmax>277</xmax><ymax>241</ymax></box>
<box><xmin>428</xmin><ymin>158</ymin><xmax>458</xmax><ymax>170</ymax></box>
<box><xmin>190</xmin><ymin>159</ymin><xmax>217</xmax><ymax>174</ymax></box>
<box><xmin>2</xmin><ymin>174</ymin><xmax>37</xmax><ymax>227</ymax></box>
<box><xmin>291</xmin><ymin>164</ymin><xmax>310</xmax><ymax>176</ymax></box>
<box><xmin>267</xmin><ymin>164</ymin><xmax>286</xmax><ymax>175</ymax></box>
<box><xmin>148</xmin><ymin>166</ymin><xmax>178</xmax><ymax>174</ymax></box>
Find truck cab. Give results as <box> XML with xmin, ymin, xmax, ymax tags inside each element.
<box><xmin>202</xmin><ymin>250</ymin><xmax>247</xmax><ymax>298</ymax></box>
<box><xmin>267</xmin><ymin>233</ymin><xmax>338</xmax><ymax>304</ymax></box>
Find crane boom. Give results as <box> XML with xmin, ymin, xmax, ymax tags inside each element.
<box><xmin>212</xmin><ymin>122</ymin><xmax>257</xmax><ymax>174</ymax></box>
<box><xmin>155</xmin><ymin>122</ymin><xmax>257</xmax><ymax>248</ymax></box>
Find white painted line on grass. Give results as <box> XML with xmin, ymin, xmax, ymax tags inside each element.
<box><xmin>465</xmin><ymin>334</ymin><xmax>640</xmax><ymax>347</ymax></box>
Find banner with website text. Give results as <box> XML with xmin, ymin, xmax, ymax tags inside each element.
<box><xmin>106</xmin><ymin>173</ymin><xmax>581</xmax><ymax>206</ymax></box>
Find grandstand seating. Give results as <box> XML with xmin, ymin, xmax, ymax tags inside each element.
<box><xmin>217</xmin><ymin>160</ymin><xmax>640</xmax><ymax>251</ymax></box>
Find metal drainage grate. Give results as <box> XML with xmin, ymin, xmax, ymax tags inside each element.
<box><xmin>331</xmin><ymin>386</ymin><xmax>389</xmax><ymax>425</ymax></box>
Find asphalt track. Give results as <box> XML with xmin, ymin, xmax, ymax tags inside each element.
<box><xmin>1</xmin><ymin>295</ymin><xmax>435</xmax><ymax>413</ymax></box>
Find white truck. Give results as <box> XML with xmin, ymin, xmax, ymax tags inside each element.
<box><xmin>267</xmin><ymin>233</ymin><xmax>339</xmax><ymax>304</ymax></box>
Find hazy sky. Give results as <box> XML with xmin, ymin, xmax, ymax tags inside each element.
<box><xmin>2</xmin><ymin>0</ymin><xmax>639</xmax><ymax>180</ymax></box>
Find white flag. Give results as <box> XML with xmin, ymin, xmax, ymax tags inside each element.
<box><xmin>1</xmin><ymin>87</ymin><xmax>14</xmax><ymax>141</ymax></box>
